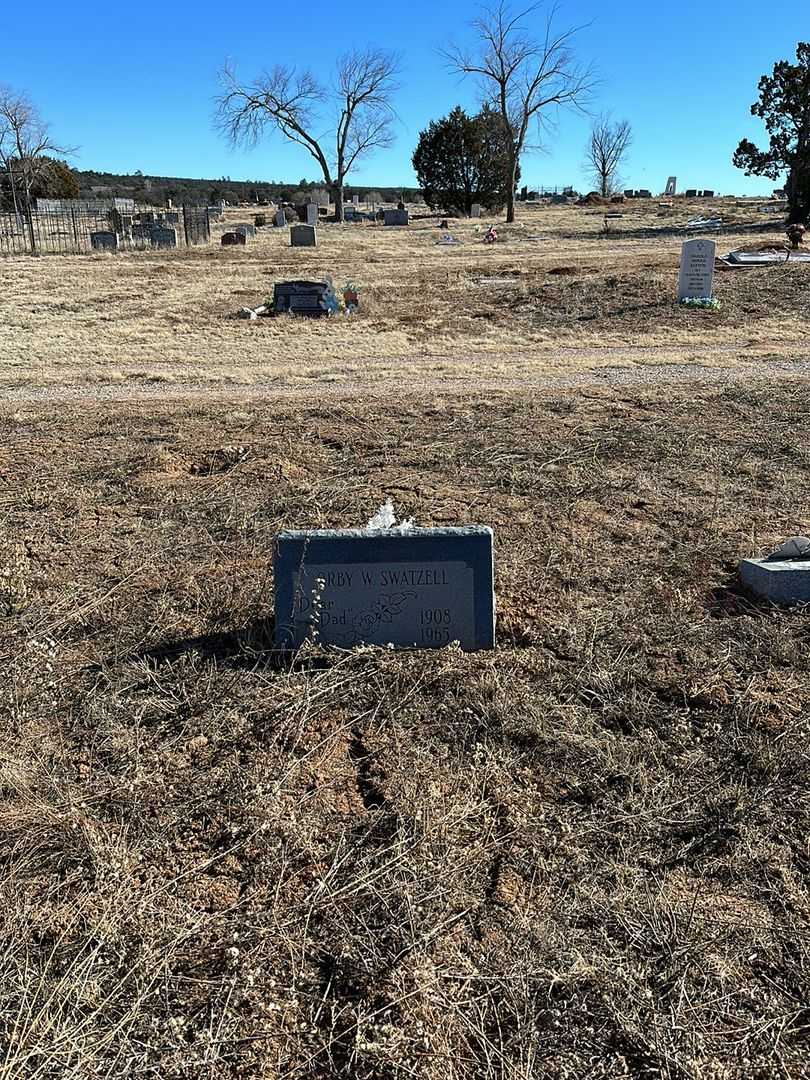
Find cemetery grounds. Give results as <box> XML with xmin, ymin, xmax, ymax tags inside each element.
<box><xmin>0</xmin><ymin>201</ymin><xmax>808</xmax><ymax>1078</ymax></box>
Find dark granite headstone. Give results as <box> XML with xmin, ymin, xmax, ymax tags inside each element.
<box><xmin>221</xmin><ymin>231</ymin><xmax>246</xmax><ymax>246</ymax></box>
<box><xmin>290</xmin><ymin>224</ymin><xmax>317</xmax><ymax>247</ymax></box>
<box><xmin>150</xmin><ymin>226</ymin><xmax>177</xmax><ymax>248</ymax></box>
<box><xmin>90</xmin><ymin>230</ymin><xmax>118</xmax><ymax>251</ymax></box>
<box><xmin>274</xmin><ymin>526</ymin><xmax>495</xmax><ymax>651</ymax></box>
<box><xmin>272</xmin><ymin>280</ymin><xmax>331</xmax><ymax>316</ymax></box>
<box><xmin>383</xmin><ymin>208</ymin><xmax>409</xmax><ymax>226</ymax></box>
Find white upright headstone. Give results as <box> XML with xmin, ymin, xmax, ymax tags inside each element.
<box><xmin>665</xmin><ymin>176</ymin><xmax>677</xmax><ymax>197</ymax></box>
<box><xmin>306</xmin><ymin>203</ymin><xmax>318</xmax><ymax>226</ymax></box>
<box><xmin>677</xmin><ymin>238</ymin><xmax>715</xmax><ymax>301</ymax></box>
<box><xmin>352</xmin><ymin>194</ymin><xmax>360</xmax><ymax>207</ymax></box>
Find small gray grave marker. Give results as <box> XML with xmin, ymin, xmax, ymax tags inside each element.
<box><xmin>740</xmin><ymin>537</ymin><xmax>810</xmax><ymax>605</ymax></box>
<box><xmin>235</xmin><ymin>223</ymin><xmax>256</xmax><ymax>238</ymax></box>
<box><xmin>470</xmin><ymin>203</ymin><xmax>482</xmax><ymax>218</ymax></box>
<box><xmin>275</xmin><ymin>207</ymin><xmax>287</xmax><ymax>227</ymax></box>
<box><xmin>290</xmin><ymin>224</ymin><xmax>317</xmax><ymax>247</ymax></box>
<box><xmin>677</xmin><ymin>238</ymin><xmax>715</xmax><ymax>300</ymax></box>
<box><xmin>275</xmin><ymin>526</ymin><xmax>495</xmax><ymax>651</ymax></box>
<box><xmin>306</xmin><ymin>203</ymin><xmax>319</xmax><ymax>226</ymax></box>
<box><xmin>90</xmin><ymin>230</ymin><xmax>118</xmax><ymax>252</ymax></box>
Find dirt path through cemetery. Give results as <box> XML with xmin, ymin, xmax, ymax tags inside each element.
<box><xmin>5</xmin><ymin>346</ymin><xmax>810</xmax><ymax>404</ymax></box>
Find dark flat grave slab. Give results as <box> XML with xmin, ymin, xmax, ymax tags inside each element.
<box><xmin>274</xmin><ymin>527</ymin><xmax>494</xmax><ymax>650</ymax></box>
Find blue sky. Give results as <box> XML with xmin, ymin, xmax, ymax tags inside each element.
<box><xmin>1</xmin><ymin>0</ymin><xmax>803</xmax><ymax>194</ymax></box>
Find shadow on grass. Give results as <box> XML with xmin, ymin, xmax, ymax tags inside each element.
<box><xmin>94</xmin><ymin>618</ymin><xmax>340</xmax><ymax>674</ymax></box>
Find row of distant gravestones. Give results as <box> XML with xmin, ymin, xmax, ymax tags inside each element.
<box><xmin>90</xmin><ymin>225</ymin><xmax>177</xmax><ymax>251</ymax></box>
<box><xmin>220</xmin><ymin>205</ymin><xmax>412</xmax><ymax>249</ymax></box>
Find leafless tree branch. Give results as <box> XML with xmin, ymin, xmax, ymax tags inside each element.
<box><xmin>215</xmin><ymin>48</ymin><xmax>399</xmax><ymax>220</ymax></box>
<box><xmin>585</xmin><ymin>114</ymin><xmax>632</xmax><ymax>196</ymax></box>
<box><xmin>0</xmin><ymin>86</ymin><xmax>74</xmax><ymax>221</ymax></box>
<box><xmin>444</xmin><ymin>1</ymin><xmax>595</xmax><ymax>221</ymax></box>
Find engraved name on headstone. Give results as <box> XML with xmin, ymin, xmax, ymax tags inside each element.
<box><xmin>274</xmin><ymin>527</ymin><xmax>495</xmax><ymax>651</ymax></box>
<box><xmin>677</xmin><ymin>238</ymin><xmax>715</xmax><ymax>300</ymax></box>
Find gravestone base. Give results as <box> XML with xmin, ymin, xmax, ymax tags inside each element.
<box><xmin>739</xmin><ymin>559</ymin><xmax>810</xmax><ymax>605</ymax></box>
<box><xmin>274</xmin><ymin>526</ymin><xmax>495</xmax><ymax>651</ymax></box>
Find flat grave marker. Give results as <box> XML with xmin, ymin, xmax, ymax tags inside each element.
<box><xmin>274</xmin><ymin>526</ymin><xmax>495</xmax><ymax>651</ymax></box>
<box><xmin>678</xmin><ymin>238</ymin><xmax>715</xmax><ymax>300</ymax></box>
<box><xmin>740</xmin><ymin>537</ymin><xmax>810</xmax><ymax>605</ymax></box>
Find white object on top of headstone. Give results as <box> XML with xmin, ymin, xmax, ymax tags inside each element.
<box><xmin>677</xmin><ymin>238</ymin><xmax>715</xmax><ymax>301</ymax></box>
<box><xmin>665</xmin><ymin>176</ymin><xmax>677</xmax><ymax>197</ymax></box>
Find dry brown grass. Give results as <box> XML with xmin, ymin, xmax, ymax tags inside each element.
<box><xmin>1</xmin><ymin>200</ymin><xmax>807</xmax><ymax>392</ymax></box>
<box><xmin>1</xmin><ymin>382</ymin><xmax>809</xmax><ymax>1078</ymax></box>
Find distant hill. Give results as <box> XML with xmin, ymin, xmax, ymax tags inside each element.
<box><xmin>75</xmin><ymin>170</ymin><xmax>420</xmax><ymax>207</ymax></box>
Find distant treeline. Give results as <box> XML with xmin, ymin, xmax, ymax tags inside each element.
<box><xmin>75</xmin><ymin>170</ymin><xmax>421</xmax><ymax>206</ymax></box>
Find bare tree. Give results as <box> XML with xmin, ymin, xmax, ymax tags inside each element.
<box><xmin>446</xmin><ymin>1</ymin><xmax>594</xmax><ymax>223</ymax></box>
<box><xmin>0</xmin><ymin>86</ymin><xmax>72</xmax><ymax>228</ymax></box>
<box><xmin>586</xmin><ymin>114</ymin><xmax>632</xmax><ymax>197</ymax></box>
<box><xmin>216</xmin><ymin>48</ymin><xmax>399</xmax><ymax>222</ymax></box>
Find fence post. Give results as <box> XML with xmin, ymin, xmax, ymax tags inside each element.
<box><xmin>26</xmin><ymin>203</ymin><xmax>36</xmax><ymax>254</ymax></box>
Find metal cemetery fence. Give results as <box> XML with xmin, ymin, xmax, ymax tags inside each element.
<box><xmin>0</xmin><ymin>204</ymin><xmax>211</xmax><ymax>256</ymax></box>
